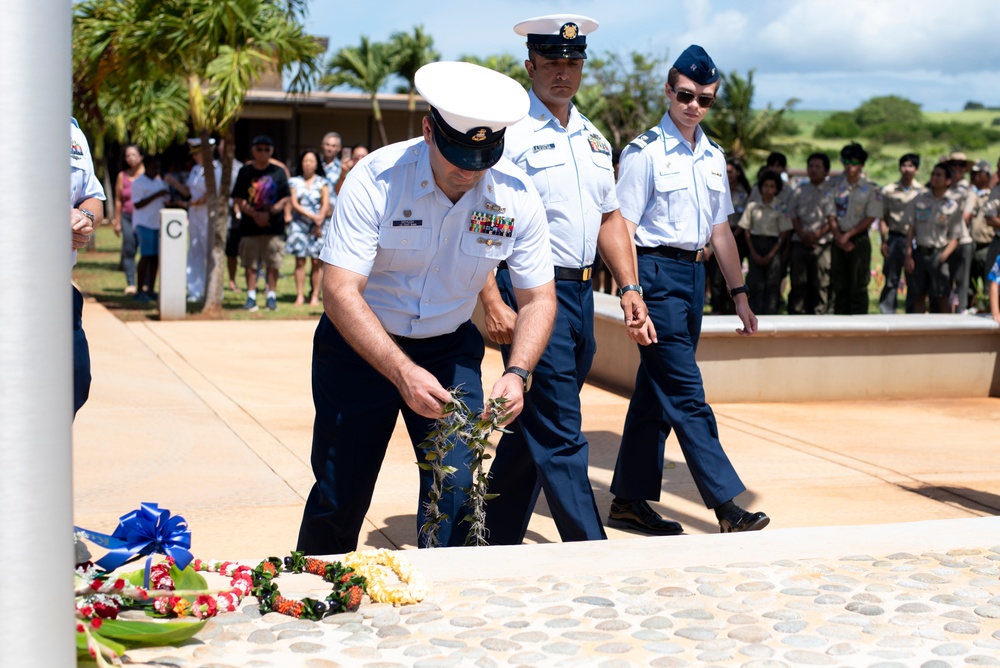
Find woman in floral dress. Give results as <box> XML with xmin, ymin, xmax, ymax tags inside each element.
<box><xmin>286</xmin><ymin>149</ymin><xmax>331</xmax><ymax>306</ymax></box>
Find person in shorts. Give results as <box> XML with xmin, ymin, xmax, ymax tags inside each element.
<box><xmin>231</xmin><ymin>135</ymin><xmax>290</xmax><ymax>311</ymax></box>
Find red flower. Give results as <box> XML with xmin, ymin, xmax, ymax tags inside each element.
<box><xmin>90</xmin><ymin>618</ymin><xmax>103</xmax><ymax>630</ymax></box>
<box><xmin>76</xmin><ymin>623</ymin><xmax>85</xmax><ymax>633</ymax></box>
<box><xmin>77</xmin><ymin>604</ymin><xmax>95</xmax><ymax>618</ymax></box>
<box><xmin>92</xmin><ymin>600</ymin><xmax>120</xmax><ymax>620</ymax></box>
<box><xmin>192</xmin><ymin>595</ymin><xmax>218</xmax><ymax>619</ymax></box>
<box><xmin>112</xmin><ymin>579</ymin><xmax>126</xmax><ymax>591</ymax></box>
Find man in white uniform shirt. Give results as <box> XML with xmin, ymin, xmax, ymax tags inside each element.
<box><xmin>479</xmin><ymin>14</ymin><xmax>647</xmax><ymax>544</ymax></box>
<box><xmin>70</xmin><ymin>118</ymin><xmax>105</xmax><ymax>415</ymax></box>
<box><xmin>611</xmin><ymin>45</ymin><xmax>769</xmax><ymax>535</ymax></box>
<box><xmin>297</xmin><ymin>62</ymin><xmax>557</xmax><ymax>554</ymax></box>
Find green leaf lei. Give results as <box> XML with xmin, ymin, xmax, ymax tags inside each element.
<box><xmin>417</xmin><ymin>388</ymin><xmax>509</xmax><ymax>547</ymax></box>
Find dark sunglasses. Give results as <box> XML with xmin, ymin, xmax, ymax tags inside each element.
<box><xmin>252</xmin><ymin>145</ymin><xmax>273</xmax><ymax>152</ymax></box>
<box><xmin>671</xmin><ymin>87</ymin><xmax>716</xmax><ymax>109</ymax></box>
<box><xmin>841</xmin><ymin>158</ymin><xmax>863</xmax><ymax>166</ymax></box>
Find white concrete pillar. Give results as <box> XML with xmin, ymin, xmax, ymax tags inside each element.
<box><xmin>0</xmin><ymin>1</ymin><xmax>74</xmax><ymax>666</ymax></box>
<box><xmin>159</xmin><ymin>208</ymin><xmax>189</xmax><ymax>320</ymax></box>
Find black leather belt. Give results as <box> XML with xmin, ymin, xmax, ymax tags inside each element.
<box><xmin>636</xmin><ymin>245</ymin><xmax>705</xmax><ymax>263</ymax></box>
<box><xmin>888</xmin><ymin>230</ymin><xmax>907</xmax><ymax>238</ymax></box>
<box><xmin>498</xmin><ymin>261</ymin><xmax>593</xmax><ymax>281</ymax></box>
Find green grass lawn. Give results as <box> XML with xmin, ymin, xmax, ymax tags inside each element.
<box><xmin>74</xmin><ymin>225</ymin><xmax>327</xmax><ymax>321</ymax></box>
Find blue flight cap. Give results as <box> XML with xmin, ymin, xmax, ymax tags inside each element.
<box><xmin>415</xmin><ymin>62</ymin><xmax>529</xmax><ymax>171</ymax></box>
<box><xmin>514</xmin><ymin>14</ymin><xmax>599</xmax><ymax>60</ymax></box>
<box><xmin>672</xmin><ymin>45</ymin><xmax>719</xmax><ymax>85</ymax></box>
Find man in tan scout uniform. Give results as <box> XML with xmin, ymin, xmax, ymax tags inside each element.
<box><xmin>904</xmin><ymin>162</ymin><xmax>963</xmax><ymax>314</ymax></box>
<box><xmin>787</xmin><ymin>152</ymin><xmax>836</xmax><ymax>315</ymax></box>
<box><xmin>829</xmin><ymin>142</ymin><xmax>882</xmax><ymax>314</ymax></box>
<box><xmin>879</xmin><ymin>153</ymin><xmax>924</xmax><ymax>313</ymax></box>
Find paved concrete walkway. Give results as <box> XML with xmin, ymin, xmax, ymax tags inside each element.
<box><xmin>72</xmin><ymin>298</ymin><xmax>1000</xmax><ymax>666</ymax></box>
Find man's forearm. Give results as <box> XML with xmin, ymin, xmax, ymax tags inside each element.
<box><xmin>849</xmin><ymin>217</ymin><xmax>875</xmax><ymax>238</ymax></box>
<box><xmin>505</xmin><ymin>282</ymin><xmax>556</xmax><ymax>371</ymax></box>
<box><xmin>596</xmin><ymin>210</ymin><xmax>639</xmax><ymax>287</ymax></box>
<box><xmin>79</xmin><ymin>198</ymin><xmax>104</xmax><ymax>225</ymax></box>
<box><xmin>710</xmin><ymin>223</ymin><xmax>745</xmax><ymax>289</ymax></box>
<box><xmin>324</xmin><ymin>267</ymin><xmax>417</xmax><ymax>388</ymax></box>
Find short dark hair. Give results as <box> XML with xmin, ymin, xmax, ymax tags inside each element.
<box><xmin>840</xmin><ymin>142</ymin><xmax>868</xmax><ymax>164</ymax></box>
<box><xmin>758</xmin><ymin>169</ymin><xmax>783</xmax><ymax>195</ymax></box>
<box><xmin>899</xmin><ymin>153</ymin><xmax>920</xmax><ymax>169</ymax></box>
<box><xmin>807</xmin><ymin>152</ymin><xmax>830</xmax><ymax>171</ymax></box>
<box><xmin>667</xmin><ymin>67</ymin><xmax>680</xmax><ymax>88</ymax></box>
<box><xmin>765</xmin><ymin>152</ymin><xmax>787</xmax><ymax>168</ymax></box>
<box><xmin>932</xmin><ymin>162</ymin><xmax>953</xmax><ymax>182</ymax></box>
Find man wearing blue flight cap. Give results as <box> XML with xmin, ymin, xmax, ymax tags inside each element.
<box><xmin>610</xmin><ymin>45</ymin><xmax>770</xmax><ymax>534</ymax></box>
<box><xmin>297</xmin><ymin>61</ymin><xmax>557</xmax><ymax>554</ymax></box>
<box><xmin>479</xmin><ymin>14</ymin><xmax>649</xmax><ymax>544</ymax></box>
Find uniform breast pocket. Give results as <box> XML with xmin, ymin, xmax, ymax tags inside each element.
<box><xmin>653</xmin><ymin>171</ymin><xmax>691</xmax><ymax>223</ymax></box>
<box><xmin>524</xmin><ymin>149</ymin><xmax>568</xmax><ymax>203</ymax></box>
<box><xmin>458</xmin><ymin>233</ymin><xmax>513</xmax><ymax>289</ymax></box>
<box><xmin>376</xmin><ymin>226</ymin><xmax>431</xmax><ymax>272</ymax></box>
<box><xmin>705</xmin><ymin>174</ymin><xmax>725</xmax><ymax>212</ymax></box>
<box><xmin>590</xmin><ymin>150</ymin><xmax>613</xmax><ymax>172</ymax></box>
<box><xmin>915</xmin><ymin>205</ymin><xmax>931</xmax><ymax>222</ymax></box>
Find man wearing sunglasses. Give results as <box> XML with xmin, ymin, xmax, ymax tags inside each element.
<box><xmin>829</xmin><ymin>142</ymin><xmax>882</xmax><ymax>314</ymax></box>
<box><xmin>609</xmin><ymin>45</ymin><xmax>769</xmax><ymax>536</ymax></box>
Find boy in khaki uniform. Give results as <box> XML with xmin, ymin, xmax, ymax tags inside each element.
<box><xmin>830</xmin><ymin>142</ymin><xmax>882</xmax><ymax>314</ymax></box>
<box><xmin>904</xmin><ymin>162</ymin><xmax>963</xmax><ymax>314</ymax></box>
<box><xmin>740</xmin><ymin>170</ymin><xmax>793</xmax><ymax>315</ymax></box>
<box><xmin>879</xmin><ymin>153</ymin><xmax>924</xmax><ymax>313</ymax></box>
<box><xmin>787</xmin><ymin>152</ymin><xmax>836</xmax><ymax>315</ymax></box>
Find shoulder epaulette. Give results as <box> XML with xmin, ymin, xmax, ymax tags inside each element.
<box><xmin>71</xmin><ymin>117</ymin><xmax>80</xmax><ymax>129</ymax></box>
<box><xmin>629</xmin><ymin>128</ymin><xmax>661</xmax><ymax>150</ymax></box>
<box><xmin>707</xmin><ymin>137</ymin><xmax>722</xmax><ymax>151</ymax></box>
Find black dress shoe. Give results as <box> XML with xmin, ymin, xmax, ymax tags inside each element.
<box><xmin>607</xmin><ymin>499</ymin><xmax>684</xmax><ymax>536</ymax></box>
<box><xmin>718</xmin><ymin>506</ymin><xmax>770</xmax><ymax>533</ymax></box>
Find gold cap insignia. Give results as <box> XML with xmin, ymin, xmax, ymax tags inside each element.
<box><xmin>561</xmin><ymin>23</ymin><xmax>578</xmax><ymax>40</ymax></box>
<box><xmin>471</xmin><ymin>128</ymin><xmax>488</xmax><ymax>142</ymax></box>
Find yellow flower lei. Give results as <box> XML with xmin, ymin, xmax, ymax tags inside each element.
<box><xmin>343</xmin><ymin>549</ymin><xmax>427</xmax><ymax>605</ymax></box>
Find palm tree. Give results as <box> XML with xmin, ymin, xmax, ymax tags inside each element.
<box><xmin>390</xmin><ymin>26</ymin><xmax>439</xmax><ymax>139</ymax></box>
<box><xmin>323</xmin><ymin>37</ymin><xmax>395</xmax><ymax>147</ymax></box>
<box><xmin>701</xmin><ymin>69</ymin><xmax>799</xmax><ymax>164</ymax></box>
<box><xmin>459</xmin><ymin>54</ymin><xmax>531</xmax><ymax>90</ymax></box>
<box><xmin>74</xmin><ymin>0</ymin><xmax>323</xmax><ymax>316</ymax></box>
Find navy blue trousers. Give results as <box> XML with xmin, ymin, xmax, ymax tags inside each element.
<box><xmin>484</xmin><ymin>269</ymin><xmax>606</xmax><ymax>544</ymax></box>
<box><xmin>297</xmin><ymin>315</ymin><xmax>484</xmax><ymax>554</ymax></box>
<box><xmin>73</xmin><ymin>286</ymin><xmax>91</xmax><ymax>417</ymax></box>
<box><xmin>611</xmin><ymin>254</ymin><xmax>745</xmax><ymax>509</ymax></box>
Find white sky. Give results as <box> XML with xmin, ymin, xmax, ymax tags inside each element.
<box><xmin>305</xmin><ymin>0</ymin><xmax>1000</xmax><ymax>111</ymax></box>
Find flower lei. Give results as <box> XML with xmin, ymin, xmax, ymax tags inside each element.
<box><xmin>344</xmin><ymin>548</ymin><xmax>428</xmax><ymax>605</ymax></box>
<box><xmin>75</xmin><ymin>557</ymin><xmax>252</xmax><ymax>621</ymax></box>
<box><xmin>251</xmin><ymin>551</ymin><xmax>367</xmax><ymax>619</ymax></box>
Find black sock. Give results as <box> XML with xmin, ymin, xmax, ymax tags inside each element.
<box><xmin>714</xmin><ymin>500</ymin><xmax>737</xmax><ymax>520</ymax></box>
<box><xmin>613</xmin><ymin>497</ymin><xmax>633</xmax><ymax>505</ymax></box>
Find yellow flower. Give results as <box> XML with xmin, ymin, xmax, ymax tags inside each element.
<box><xmin>344</xmin><ymin>549</ymin><xmax>428</xmax><ymax>605</ymax></box>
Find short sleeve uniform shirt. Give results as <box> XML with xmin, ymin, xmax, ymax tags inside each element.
<box><xmin>617</xmin><ymin>112</ymin><xmax>733</xmax><ymax>250</ymax></box>
<box><xmin>881</xmin><ymin>180</ymin><xmax>925</xmax><ymax>235</ymax></box>
<box><xmin>502</xmin><ymin>90</ymin><xmax>618</xmax><ymax>268</ymax></box>
<box><xmin>787</xmin><ymin>180</ymin><xmax>834</xmax><ymax>244</ymax></box>
<box><xmin>321</xmin><ymin>138</ymin><xmax>553</xmax><ymax>339</ymax></box>
<box><xmin>905</xmin><ymin>191</ymin><xmax>963</xmax><ymax>249</ymax></box>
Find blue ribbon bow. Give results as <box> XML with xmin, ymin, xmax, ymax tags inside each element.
<box><xmin>75</xmin><ymin>502</ymin><xmax>193</xmax><ymax>588</ymax></box>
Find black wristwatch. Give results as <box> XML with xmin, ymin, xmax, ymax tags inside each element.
<box><xmin>504</xmin><ymin>366</ymin><xmax>532</xmax><ymax>392</ymax></box>
<box><xmin>617</xmin><ymin>284</ymin><xmax>643</xmax><ymax>298</ymax></box>
<box><xmin>730</xmin><ymin>285</ymin><xmax>750</xmax><ymax>299</ymax></box>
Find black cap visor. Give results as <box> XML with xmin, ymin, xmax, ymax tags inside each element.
<box><xmin>430</xmin><ymin>109</ymin><xmax>505</xmax><ymax>171</ymax></box>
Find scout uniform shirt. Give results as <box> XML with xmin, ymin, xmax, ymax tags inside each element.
<box><xmin>968</xmin><ymin>186</ymin><xmax>994</xmax><ymax>245</ymax></box>
<box><xmin>828</xmin><ymin>173</ymin><xmax>881</xmax><ymax>233</ymax></box>
<box><xmin>787</xmin><ymin>180</ymin><xmax>835</xmax><ymax>244</ymax></box>
<box><xmin>881</xmin><ymin>180</ymin><xmax>925</xmax><ymax>235</ymax></box>
<box><xmin>502</xmin><ymin>89</ymin><xmax>618</xmax><ymax>268</ymax></box>
<box><xmin>981</xmin><ymin>186</ymin><xmax>1000</xmax><ymax>240</ymax></box>
<box><xmin>322</xmin><ymin>137</ymin><xmax>553</xmax><ymax>338</ymax></box>
<box><xmin>904</xmin><ymin>191</ymin><xmax>962</xmax><ymax>250</ymax></box>
<box><xmin>617</xmin><ymin>112</ymin><xmax>733</xmax><ymax>250</ymax></box>
<box><xmin>738</xmin><ymin>200</ymin><xmax>792</xmax><ymax>238</ymax></box>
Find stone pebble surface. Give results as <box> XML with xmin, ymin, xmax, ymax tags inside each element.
<box><xmin>120</xmin><ymin>545</ymin><xmax>1000</xmax><ymax>667</ymax></box>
